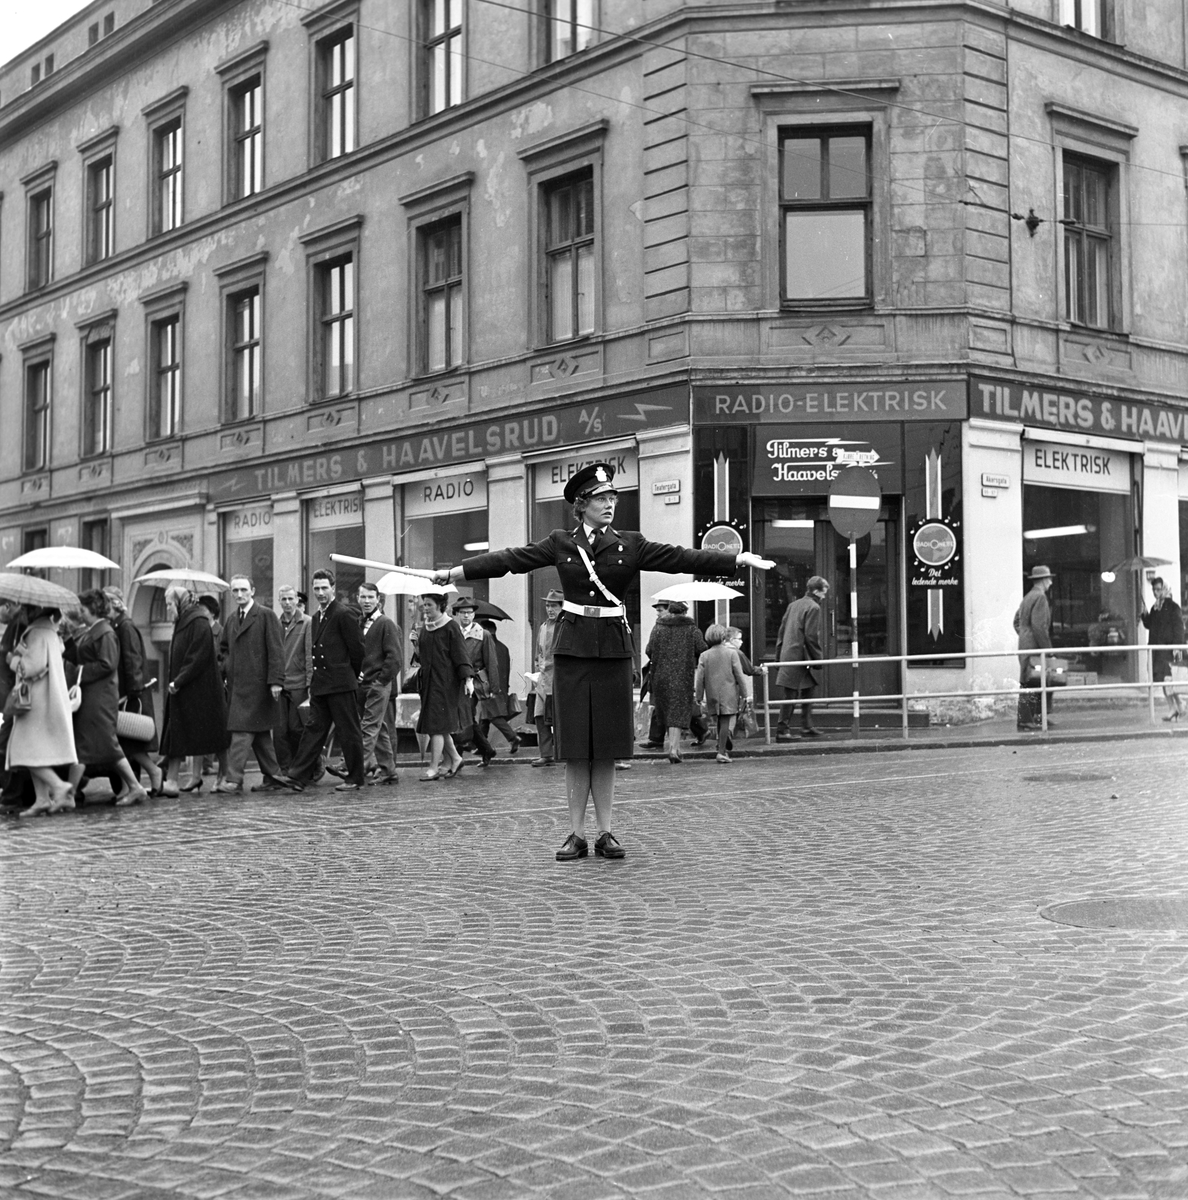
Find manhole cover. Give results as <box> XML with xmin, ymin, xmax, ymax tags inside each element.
<box><xmin>1041</xmin><ymin>897</ymin><xmax>1188</xmax><ymax>930</ymax></box>
<box><xmin>1021</xmin><ymin>772</ymin><xmax>1112</xmax><ymax>783</ymax></box>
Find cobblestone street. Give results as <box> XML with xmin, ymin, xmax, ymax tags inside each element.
<box><xmin>2</xmin><ymin>738</ymin><xmax>1187</xmax><ymax>1199</ymax></box>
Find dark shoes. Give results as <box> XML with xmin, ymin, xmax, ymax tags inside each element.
<box><xmin>334</xmin><ymin>781</ymin><xmax>363</xmax><ymax>792</ymax></box>
<box><xmin>251</xmin><ymin>777</ymin><xmax>289</xmax><ymax>793</ymax></box>
<box><xmin>594</xmin><ymin>832</ymin><xmax>625</xmax><ymax>859</ymax></box>
<box><xmin>775</xmin><ymin>733</ymin><xmax>795</xmax><ymax>743</ymax></box>
<box><xmin>556</xmin><ymin>834</ymin><xmax>589</xmax><ymax>861</ymax></box>
<box><xmin>278</xmin><ymin>776</ymin><xmax>306</xmax><ymax>792</ymax></box>
<box><xmin>531</xmin><ymin>757</ymin><xmax>555</xmax><ymax>767</ymax></box>
<box><xmin>509</xmin><ymin>738</ymin><xmax>521</xmax><ymax>755</ymax></box>
<box><xmin>369</xmin><ymin>772</ymin><xmax>399</xmax><ymax>786</ymax></box>
<box><xmin>801</xmin><ymin>727</ymin><xmax>822</xmax><ymax>738</ymax></box>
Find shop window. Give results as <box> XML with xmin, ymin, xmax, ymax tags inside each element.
<box><xmin>27</xmin><ymin>187</ymin><xmax>52</xmax><ymax>290</ymax></box>
<box><xmin>83</xmin><ymin>333</ymin><xmax>113</xmax><ymax>458</ymax></box>
<box><xmin>152</xmin><ymin>117</ymin><xmax>183</xmax><ymax>235</ymax></box>
<box><xmin>1022</xmin><ymin>482</ymin><xmax>1135</xmax><ymax>678</ymax></box>
<box><xmin>86</xmin><ymin>155</ymin><xmax>114</xmax><ymax>264</ymax></box>
<box><xmin>149</xmin><ymin>314</ymin><xmax>182</xmax><ymax>440</ymax></box>
<box><xmin>419</xmin><ymin>217</ymin><xmax>463</xmax><ymax>373</ymax></box>
<box><xmin>306</xmin><ymin>494</ymin><xmax>365</xmax><ymax>604</ymax></box>
<box><xmin>1059</xmin><ymin>0</ymin><xmax>1109</xmax><ymax>38</ymax></box>
<box><xmin>316</xmin><ymin>29</ymin><xmax>355</xmax><ymax>162</ymax></box>
<box><xmin>223</xmin><ymin>511</ymin><xmax>274</xmax><ymax>611</ymax></box>
<box><xmin>421</xmin><ymin>0</ymin><xmax>462</xmax><ymax>117</ymax></box>
<box><xmin>1062</xmin><ymin>154</ymin><xmax>1115</xmax><ymax>330</ymax></box>
<box><xmin>404</xmin><ymin>506</ymin><xmax>488</xmax><ymax>606</ymax></box>
<box><xmin>779</xmin><ymin>127</ymin><xmax>871</xmax><ymax>305</ymax></box>
<box><xmin>23</xmin><ymin>358</ymin><xmax>51</xmax><ymax>473</ymax></box>
<box><xmin>228</xmin><ymin>287</ymin><xmax>262</xmax><ymax>419</ymax></box>
<box><xmin>545</xmin><ymin>0</ymin><xmax>593</xmax><ymax>61</ymax></box>
<box><xmin>543</xmin><ymin>170</ymin><xmax>595</xmax><ymax>343</ymax></box>
<box><xmin>230</xmin><ymin>76</ymin><xmax>264</xmax><ymax>198</ymax></box>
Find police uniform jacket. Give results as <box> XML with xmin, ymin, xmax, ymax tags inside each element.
<box><xmin>310</xmin><ymin>599</ymin><xmax>365</xmax><ymax>696</ymax></box>
<box><xmin>461</xmin><ymin>528</ymin><xmax>737</xmax><ymax>658</ymax></box>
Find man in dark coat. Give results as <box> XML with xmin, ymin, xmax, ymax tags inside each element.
<box><xmin>357</xmin><ymin>581</ymin><xmax>401</xmax><ymax>784</ymax></box>
<box><xmin>218</xmin><ymin>575</ymin><xmax>285</xmax><ymax>793</ymax></box>
<box><xmin>1014</xmin><ymin>565</ymin><xmax>1054</xmax><ymax>730</ymax></box>
<box><xmin>774</xmin><ymin>576</ymin><xmax>829</xmax><ymax>738</ymax></box>
<box><xmin>1140</xmin><ymin>576</ymin><xmax>1186</xmax><ymax>721</ymax></box>
<box><xmin>282</xmin><ymin>568</ymin><xmax>366</xmax><ymax>792</ymax></box>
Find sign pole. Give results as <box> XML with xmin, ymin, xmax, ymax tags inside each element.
<box><xmin>850</xmin><ymin>537</ymin><xmax>860</xmax><ymax>737</ymax></box>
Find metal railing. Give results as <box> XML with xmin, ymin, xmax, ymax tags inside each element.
<box><xmin>758</xmin><ymin>643</ymin><xmax>1185</xmax><ymax>741</ymax></box>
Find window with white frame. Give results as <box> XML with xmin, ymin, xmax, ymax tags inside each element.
<box><xmin>229</xmin><ymin>287</ymin><xmax>262</xmax><ymax>419</ymax></box>
<box><xmin>779</xmin><ymin>127</ymin><xmax>871</xmax><ymax>304</ymax></box>
<box><xmin>27</xmin><ymin>187</ymin><xmax>53</xmax><ymax>290</ymax></box>
<box><xmin>150</xmin><ymin>314</ymin><xmax>182</xmax><ymax>440</ymax></box>
<box><xmin>422</xmin><ymin>0</ymin><xmax>462</xmax><ymax>116</ymax></box>
<box><xmin>83</xmin><ymin>329</ymin><xmax>113</xmax><ymax>458</ymax></box>
<box><xmin>152</xmin><ymin>117</ymin><xmax>183</xmax><ymax>234</ymax></box>
<box><xmin>543</xmin><ymin>170</ymin><xmax>595</xmax><ymax>342</ymax></box>
<box><xmin>318</xmin><ymin>28</ymin><xmax>355</xmax><ymax>161</ymax></box>
<box><xmin>546</xmin><ymin>0</ymin><xmax>593</xmax><ymax>60</ymax></box>
<box><xmin>420</xmin><ymin>217</ymin><xmax>462</xmax><ymax>372</ymax></box>
<box><xmin>86</xmin><ymin>155</ymin><xmax>114</xmax><ymax>263</ymax></box>
<box><xmin>23</xmin><ymin>357</ymin><xmax>51</xmax><ymax>472</ymax></box>
<box><xmin>1062</xmin><ymin>153</ymin><xmax>1115</xmax><ymax>329</ymax></box>
<box><xmin>231</xmin><ymin>76</ymin><xmax>264</xmax><ymax>197</ymax></box>
<box><xmin>1059</xmin><ymin>0</ymin><xmax>1108</xmax><ymax>38</ymax></box>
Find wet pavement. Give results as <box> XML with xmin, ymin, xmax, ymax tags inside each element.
<box><xmin>2</xmin><ymin>736</ymin><xmax>1187</xmax><ymax>1199</ymax></box>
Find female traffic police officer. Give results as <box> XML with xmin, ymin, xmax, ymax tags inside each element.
<box><xmin>433</xmin><ymin>461</ymin><xmax>773</xmax><ymax>861</ymax></box>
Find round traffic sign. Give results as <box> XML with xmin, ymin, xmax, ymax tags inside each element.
<box><xmin>828</xmin><ymin>467</ymin><xmax>881</xmax><ymax>540</ymax></box>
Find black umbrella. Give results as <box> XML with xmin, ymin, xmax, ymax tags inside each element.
<box><xmin>475</xmin><ymin>600</ymin><xmax>512</xmax><ymax>621</ymax></box>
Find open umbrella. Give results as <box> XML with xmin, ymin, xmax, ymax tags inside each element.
<box><xmin>652</xmin><ymin>581</ymin><xmax>743</xmax><ymax>603</ymax></box>
<box><xmin>375</xmin><ymin>571</ymin><xmax>457</xmax><ymax>598</ymax></box>
<box><xmin>1107</xmin><ymin>555</ymin><xmax>1172</xmax><ymax>574</ymax></box>
<box><xmin>475</xmin><ymin>599</ymin><xmax>512</xmax><ymax>621</ymax></box>
<box><xmin>7</xmin><ymin>547</ymin><xmax>120</xmax><ymax>571</ymax></box>
<box><xmin>0</xmin><ymin>572</ymin><xmax>80</xmax><ymax>609</ymax></box>
<box><xmin>132</xmin><ymin>568</ymin><xmax>230</xmax><ymax>590</ymax></box>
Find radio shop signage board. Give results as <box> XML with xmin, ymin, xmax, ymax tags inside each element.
<box><xmin>752</xmin><ymin>424</ymin><xmax>903</xmax><ymax>497</ymax></box>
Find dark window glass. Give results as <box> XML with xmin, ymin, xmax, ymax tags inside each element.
<box><xmin>424</xmin><ymin>0</ymin><xmax>462</xmax><ymax>114</ymax></box>
<box><xmin>1063</xmin><ymin>155</ymin><xmax>1113</xmax><ymax>329</ymax></box>
<box><xmin>421</xmin><ymin>219</ymin><xmax>462</xmax><ymax>372</ymax></box>
<box><xmin>320</xmin><ymin>258</ymin><xmax>354</xmax><ymax>397</ymax></box>
<box><xmin>320</xmin><ymin>30</ymin><xmax>355</xmax><ymax>160</ymax></box>
<box><xmin>84</xmin><ymin>339</ymin><xmax>113</xmax><ymax>458</ymax></box>
<box><xmin>230</xmin><ymin>288</ymin><xmax>262</xmax><ymax>418</ymax></box>
<box><xmin>87</xmin><ymin>156</ymin><xmax>114</xmax><ymax>263</ymax></box>
<box><xmin>232</xmin><ymin>77</ymin><xmax>263</xmax><ymax>198</ymax></box>
<box><xmin>150</xmin><ymin>316</ymin><xmax>181</xmax><ymax>440</ymax></box>
<box><xmin>28</xmin><ymin>188</ymin><xmax>52</xmax><ymax>289</ymax></box>
<box><xmin>24</xmin><ymin>361</ymin><xmax>50</xmax><ymax>472</ymax></box>
<box><xmin>779</xmin><ymin>129</ymin><xmax>871</xmax><ymax>303</ymax></box>
<box><xmin>544</xmin><ymin>171</ymin><xmax>595</xmax><ymax>342</ymax></box>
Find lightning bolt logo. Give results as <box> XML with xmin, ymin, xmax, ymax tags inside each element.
<box><xmin>618</xmin><ymin>403</ymin><xmax>670</xmax><ymax>423</ymax></box>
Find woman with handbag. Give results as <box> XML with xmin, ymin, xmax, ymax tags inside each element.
<box><xmin>5</xmin><ymin>605</ymin><xmax>78</xmax><ymax>816</ymax></box>
<box><xmin>64</xmin><ymin>590</ymin><xmax>150</xmax><ymax>807</ymax></box>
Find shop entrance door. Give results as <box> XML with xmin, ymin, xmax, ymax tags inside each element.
<box><xmin>754</xmin><ymin>499</ymin><xmax>901</xmax><ymax>702</ymax></box>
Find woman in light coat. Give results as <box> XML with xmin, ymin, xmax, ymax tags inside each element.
<box><xmin>695</xmin><ymin>624</ymin><xmax>749</xmax><ymax>764</ymax></box>
<box><xmin>6</xmin><ymin>605</ymin><xmax>77</xmax><ymax>816</ymax></box>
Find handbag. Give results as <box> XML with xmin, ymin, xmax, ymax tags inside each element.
<box><xmin>116</xmin><ymin>697</ymin><xmax>156</xmax><ymax>741</ymax></box>
<box><xmin>3</xmin><ymin>680</ymin><xmax>33</xmax><ymax>719</ymax></box>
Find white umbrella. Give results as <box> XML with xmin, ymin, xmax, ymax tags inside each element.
<box><xmin>133</xmin><ymin>568</ymin><xmax>230</xmax><ymax>590</ymax></box>
<box><xmin>652</xmin><ymin>581</ymin><xmax>743</xmax><ymax>603</ymax></box>
<box><xmin>0</xmin><ymin>572</ymin><xmax>80</xmax><ymax>609</ymax></box>
<box><xmin>376</xmin><ymin>571</ymin><xmax>457</xmax><ymax>598</ymax></box>
<box><xmin>8</xmin><ymin>547</ymin><xmax>120</xmax><ymax>571</ymax></box>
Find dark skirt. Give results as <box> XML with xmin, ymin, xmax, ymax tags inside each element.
<box><xmin>1152</xmin><ymin>650</ymin><xmax>1174</xmax><ymax>682</ymax></box>
<box><xmin>553</xmin><ymin>655</ymin><xmax>634</xmax><ymax>761</ymax></box>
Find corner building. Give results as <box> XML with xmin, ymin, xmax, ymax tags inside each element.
<box><xmin>3</xmin><ymin>0</ymin><xmax>1187</xmax><ymax>711</ymax></box>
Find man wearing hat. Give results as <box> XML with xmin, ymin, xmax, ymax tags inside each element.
<box><xmin>452</xmin><ymin>596</ymin><xmax>500</xmax><ymax>766</ymax></box>
<box><xmin>432</xmin><ymin>460</ymin><xmax>773</xmax><ymax>861</ymax></box>
<box><xmin>531</xmin><ymin>590</ymin><xmax>563</xmax><ymax>766</ymax></box>
<box><xmin>1014</xmin><ymin>565</ymin><xmax>1055</xmax><ymax>730</ymax></box>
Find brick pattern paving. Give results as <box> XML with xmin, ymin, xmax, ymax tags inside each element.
<box><xmin>1</xmin><ymin>741</ymin><xmax>1187</xmax><ymax>1198</ymax></box>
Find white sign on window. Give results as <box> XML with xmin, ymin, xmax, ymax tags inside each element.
<box><xmin>403</xmin><ymin>472</ymin><xmax>488</xmax><ymax>518</ymax></box>
<box><xmin>1022</xmin><ymin>442</ymin><xmax>1130</xmax><ymax>495</ymax></box>
<box><xmin>224</xmin><ymin>504</ymin><xmax>273</xmax><ymax>542</ymax></box>
<box><xmin>535</xmin><ymin>450</ymin><xmax>638</xmax><ymax>501</ymax></box>
<box><xmin>307</xmin><ymin>492</ymin><xmax>364</xmax><ymax>530</ymax></box>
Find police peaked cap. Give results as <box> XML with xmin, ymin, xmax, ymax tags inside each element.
<box><xmin>563</xmin><ymin>461</ymin><xmax>617</xmax><ymax>504</ymax></box>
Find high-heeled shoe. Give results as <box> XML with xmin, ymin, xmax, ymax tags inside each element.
<box><xmin>159</xmin><ymin>781</ymin><xmax>180</xmax><ymax>798</ymax></box>
<box><xmin>1163</xmin><ymin>711</ymin><xmax>1182</xmax><ymax>722</ymax></box>
<box><xmin>179</xmin><ymin>778</ymin><xmax>203</xmax><ymax>793</ymax></box>
<box><xmin>443</xmin><ymin>759</ymin><xmax>465</xmax><ymax>778</ymax></box>
<box><xmin>146</xmin><ymin>764</ymin><xmax>165</xmax><ymax>796</ymax></box>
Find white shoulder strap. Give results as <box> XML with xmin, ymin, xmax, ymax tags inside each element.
<box><xmin>575</xmin><ymin>543</ymin><xmax>623</xmax><ymax>608</ymax></box>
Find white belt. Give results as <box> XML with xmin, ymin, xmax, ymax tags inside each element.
<box><xmin>562</xmin><ymin>601</ymin><xmax>625</xmax><ymax>619</ymax></box>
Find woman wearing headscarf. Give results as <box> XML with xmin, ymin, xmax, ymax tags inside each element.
<box><xmin>645</xmin><ymin>599</ymin><xmax>708</xmax><ymax>764</ymax></box>
<box><xmin>64</xmin><ymin>589</ymin><xmax>149</xmax><ymax>807</ymax></box>
<box><xmin>158</xmin><ymin>585</ymin><xmax>231</xmax><ymax>796</ymax></box>
<box><xmin>432</xmin><ymin>461</ymin><xmax>772</xmax><ymax>861</ymax></box>
<box><xmin>6</xmin><ymin>605</ymin><xmax>77</xmax><ymax>816</ymax></box>
<box><xmin>413</xmin><ymin>592</ymin><xmax>474</xmax><ymax>780</ymax></box>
